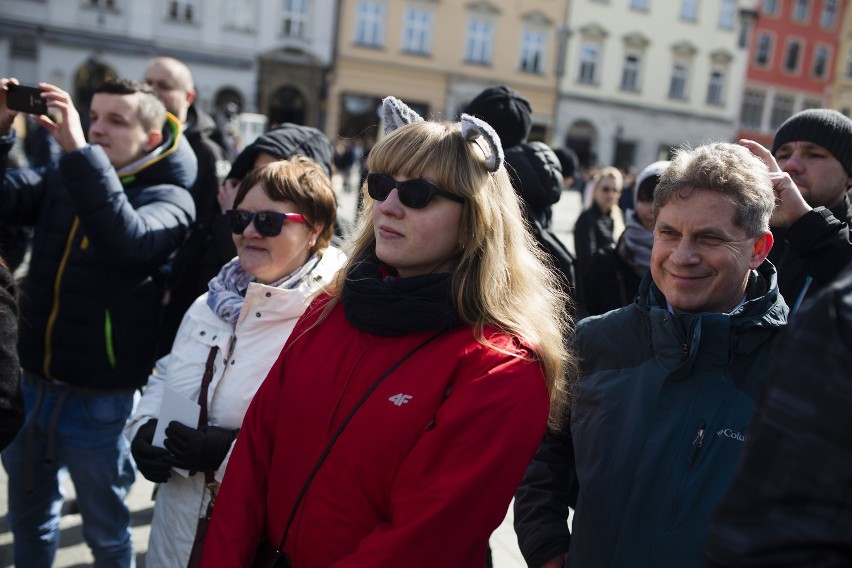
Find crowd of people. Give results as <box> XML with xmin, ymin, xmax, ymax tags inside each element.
<box><xmin>0</xmin><ymin>59</ymin><xmax>849</xmax><ymax>568</ymax></box>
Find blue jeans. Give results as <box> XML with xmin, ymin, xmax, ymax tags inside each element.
<box><xmin>2</xmin><ymin>372</ymin><xmax>136</xmax><ymax>568</ymax></box>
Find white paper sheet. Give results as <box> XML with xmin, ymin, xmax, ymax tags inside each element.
<box><xmin>152</xmin><ymin>386</ymin><xmax>200</xmax><ymax>478</ymax></box>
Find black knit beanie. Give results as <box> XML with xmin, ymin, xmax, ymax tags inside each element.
<box><xmin>464</xmin><ymin>85</ymin><xmax>532</xmax><ymax>148</ymax></box>
<box><xmin>772</xmin><ymin>109</ymin><xmax>852</xmax><ymax>175</ymax></box>
<box><xmin>227</xmin><ymin>123</ymin><xmax>334</xmax><ymax>180</ymax></box>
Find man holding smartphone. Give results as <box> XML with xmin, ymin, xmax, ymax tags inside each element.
<box><xmin>0</xmin><ymin>77</ymin><xmax>196</xmax><ymax>567</ymax></box>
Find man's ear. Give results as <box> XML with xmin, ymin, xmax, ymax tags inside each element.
<box><xmin>145</xmin><ymin>129</ymin><xmax>164</xmax><ymax>152</ymax></box>
<box><xmin>750</xmin><ymin>231</ymin><xmax>774</xmax><ymax>269</ymax></box>
<box><xmin>186</xmin><ymin>88</ymin><xmax>197</xmax><ymax>106</ymax></box>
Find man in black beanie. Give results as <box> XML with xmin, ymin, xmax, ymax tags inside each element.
<box><xmin>765</xmin><ymin>108</ymin><xmax>852</xmax><ymax>309</ymax></box>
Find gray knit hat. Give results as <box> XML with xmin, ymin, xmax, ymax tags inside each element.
<box><xmin>772</xmin><ymin>109</ymin><xmax>852</xmax><ymax>175</ymax></box>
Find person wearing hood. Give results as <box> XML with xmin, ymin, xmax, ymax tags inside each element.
<box><xmin>463</xmin><ymin>85</ymin><xmax>563</xmax><ymax>228</ymax></box>
<box><xmin>125</xmin><ymin>155</ymin><xmax>345</xmax><ymax>568</ymax></box>
<box><xmin>514</xmin><ymin>142</ymin><xmax>788</xmax><ymax>568</ymax></box>
<box><xmin>579</xmin><ymin>161</ymin><xmax>669</xmax><ymax>316</ymax></box>
<box><xmin>0</xmin><ymin>77</ymin><xmax>196</xmax><ymax>567</ymax></box>
<box><xmin>144</xmin><ymin>56</ymin><xmax>234</xmax><ymax>356</ymax></box>
<box><xmin>463</xmin><ymin>86</ymin><xmax>575</xmax><ymax>299</ymax></box>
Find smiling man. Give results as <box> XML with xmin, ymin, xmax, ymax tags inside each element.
<box><xmin>514</xmin><ymin>143</ymin><xmax>788</xmax><ymax>568</ymax></box>
<box><xmin>0</xmin><ymin>77</ymin><xmax>196</xmax><ymax>567</ymax></box>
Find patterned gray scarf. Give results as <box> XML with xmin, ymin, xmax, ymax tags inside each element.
<box><xmin>206</xmin><ymin>253</ymin><xmax>321</xmax><ymax>325</ymax></box>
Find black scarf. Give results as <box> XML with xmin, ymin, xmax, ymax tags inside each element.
<box><xmin>342</xmin><ymin>257</ymin><xmax>460</xmax><ymax>336</ymax></box>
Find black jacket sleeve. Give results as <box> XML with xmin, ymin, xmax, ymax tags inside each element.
<box><xmin>504</xmin><ymin>142</ymin><xmax>563</xmax><ymax>224</ymax></box>
<box><xmin>783</xmin><ymin>206</ymin><xmax>851</xmax><ymax>288</ymax></box>
<box><xmin>573</xmin><ymin>208</ymin><xmax>598</xmax><ymax>273</ymax></box>
<box><xmin>59</xmin><ymin>145</ymin><xmax>196</xmax><ymax>270</ymax></box>
<box><xmin>514</xmin><ymin>428</ymin><xmax>577</xmax><ymax>567</ymax></box>
<box><xmin>0</xmin><ymin>263</ymin><xmax>23</xmax><ymax>452</ymax></box>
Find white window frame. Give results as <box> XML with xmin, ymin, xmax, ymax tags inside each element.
<box><xmin>669</xmin><ymin>62</ymin><xmax>689</xmax><ymax>100</ymax></box>
<box><xmin>578</xmin><ymin>42</ymin><xmax>601</xmax><ymax>85</ymax></box>
<box><xmin>763</xmin><ymin>0</ymin><xmax>779</xmax><ymax>15</ymax></box>
<box><xmin>740</xmin><ymin>90</ymin><xmax>765</xmax><ymax>130</ymax></box>
<box><xmin>812</xmin><ymin>45</ymin><xmax>830</xmax><ymax>79</ymax></box>
<box><xmin>355</xmin><ymin>1</ymin><xmax>387</xmax><ymax>47</ymax></box>
<box><xmin>784</xmin><ymin>39</ymin><xmax>803</xmax><ymax>73</ymax></box>
<box><xmin>282</xmin><ymin>0</ymin><xmax>309</xmax><ymax>39</ymax></box>
<box><xmin>168</xmin><ymin>0</ymin><xmax>195</xmax><ymax>21</ymax></box>
<box><xmin>719</xmin><ymin>0</ymin><xmax>736</xmax><ymax>29</ymax></box>
<box><xmin>793</xmin><ymin>0</ymin><xmax>810</xmax><ymax>22</ymax></box>
<box><xmin>465</xmin><ymin>16</ymin><xmax>495</xmax><ymax>65</ymax></box>
<box><xmin>519</xmin><ymin>28</ymin><xmax>546</xmax><ymax>73</ymax></box>
<box><xmin>821</xmin><ymin>0</ymin><xmax>838</xmax><ymax>28</ymax></box>
<box><xmin>770</xmin><ymin>94</ymin><xmax>795</xmax><ymax>129</ymax></box>
<box><xmin>620</xmin><ymin>52</ymin><xmax>642</xmax><ymax>92</ymax></box>
<box><xmin>401</xmin><ymin>5</ymin><xmax>434</xmax><ymax>55</ymax></box>
<box><xmin>706</xmin><ymin>69</ymin><xmax>726</xmax><ymax>106</ymax></box>
<box><xmin>755</xmin><ymin>33</ymin><xmax>773</xmax><ymax>67</ymax></box>
<box><xmin>680</xmin><ymin>0</ymin><xmax>699</xmax><ymax>21</ymax></box>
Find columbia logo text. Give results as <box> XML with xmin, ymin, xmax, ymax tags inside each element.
<box><xmin>388</xmin><ymin>393</ymin><xmax>413</xmax><ymax>406</ymax></box>
<box><xmin>716</xmin><ymin>428</ymin><xmax>746</xmax><ymax>442</ymax></box>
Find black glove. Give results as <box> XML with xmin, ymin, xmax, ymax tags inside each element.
<box><xmin>163</xmin><ymin>421</ymin><xmax>239</xmax><ymax>472</ymax></box>
<box><xmin>130</xmin><ymin>419</ymin><xmax>172</xmax><ymax>483</ymax></box>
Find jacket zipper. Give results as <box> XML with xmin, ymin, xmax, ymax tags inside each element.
<box><xmin>104</xmin><ymin>309</ymin><xmax>116</xmax><ymax>368</ymax></box>
<box><xmin>43</xmin><ymin>216</ymin><xmax>82</xmax><ymax>378</ymax></box>
<box><xmin>687</xmin><ymin>421</ymin><xmax>705</xmax><ymax>465</ymax></box>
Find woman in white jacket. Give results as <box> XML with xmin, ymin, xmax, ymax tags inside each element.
<box><xmin>125</xmin><ymin>155</ymin><xmax>345</xmax><ymax>568</ymax></box>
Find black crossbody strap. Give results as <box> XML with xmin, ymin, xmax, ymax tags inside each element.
<box><xmin>273</xmin><ymin>327</ymin><xmax>448</xmax><ymax>553</ymax></box>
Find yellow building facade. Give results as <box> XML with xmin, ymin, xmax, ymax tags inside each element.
<box><xmin>326</xmin><ymin>0</ymin><xmax>568</xmax><ymax>143</ymax></box>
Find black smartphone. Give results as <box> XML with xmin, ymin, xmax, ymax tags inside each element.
<box><xmin>6</xmin><ymin>83</ymin><xmax>48</xmax><ymax>115</ymax></box>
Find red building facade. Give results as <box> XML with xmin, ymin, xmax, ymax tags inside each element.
<box><xmin>737</xmin><ymin>0</ymin><xmax>846</xmax><ymax>146</ymax></box>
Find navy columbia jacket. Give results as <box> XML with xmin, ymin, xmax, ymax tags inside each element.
<box><xmin>514</xmin><ymin>262</ymin><xmax>788</xmax><ymax>568</ymax></box>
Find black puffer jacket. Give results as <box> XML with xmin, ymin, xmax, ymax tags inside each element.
<box><xmin>0</xmin><ymin>115</ymin><xmax>196</xmax><ymax>389</ymax></box>
<box><xmin>504</xmin><ymin>141</ymin><xmax>563</xmax><ymax>226</ymax></box>
<box><xmin>0</xmin><ymin>262</ymin><xmax>23</xmax><ymax>451</ymax></box>
<box><xmin>768</xmin><ymin>196</ymin><xmax>852</xmax><ymax>309</ymax></box>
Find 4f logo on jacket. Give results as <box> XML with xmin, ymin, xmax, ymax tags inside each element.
<box><xmin>388</xmin><ymin>393</ymin><xmax>413</xmax><ymax>406</ymax></box>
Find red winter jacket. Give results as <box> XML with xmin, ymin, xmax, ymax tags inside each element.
<box><xmin>202</xmin><ymin>295</ymin><xmax>550</xmax><ymax>567</ymax></box>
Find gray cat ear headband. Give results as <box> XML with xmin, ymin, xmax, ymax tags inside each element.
<box><xmin>380</xmin><ymin>96</ymin><xmax>504</xmax><ymax>173</ymax></box>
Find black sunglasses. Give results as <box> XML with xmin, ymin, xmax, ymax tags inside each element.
<box><xmin>226</xmin><ymin>209</ymin><xmax>306</xmax><ymax>237</ymax></box>
<box><xmin>367</xmin><ymin>173</ymin><xmax>464</xmax><ymax>209</ymax></box>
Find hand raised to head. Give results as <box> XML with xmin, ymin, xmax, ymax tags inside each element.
<box><xmin>739</xmin><ymin>139</ymin><xmax>811</xmax><ymax>228</ymax></box>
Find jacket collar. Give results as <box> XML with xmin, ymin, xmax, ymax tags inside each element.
<box><xmin>117</xmin><ymin>113</ymin><xmax>184</xmax><ymax>183</ymax></box>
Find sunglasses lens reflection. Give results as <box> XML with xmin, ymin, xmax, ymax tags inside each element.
<box><xmin>367</xmin><ymin>174</ymin><xmax>434</xmax><ymax>209</ymax></box>
<box><xmin>254</xmin><ymin>213</ymin><xmax>284</xmax><ymax>236</ymax></box>
<box><xmin>228</xmin><ymin>210</ymin><xmax>284</xmax><ymax>237</ymax></box>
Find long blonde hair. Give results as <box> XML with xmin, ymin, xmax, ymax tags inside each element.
<box><xmin>327</xmin><ymin>120</ymin><xmax>576</xmax><ymax>426</ymax></box>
